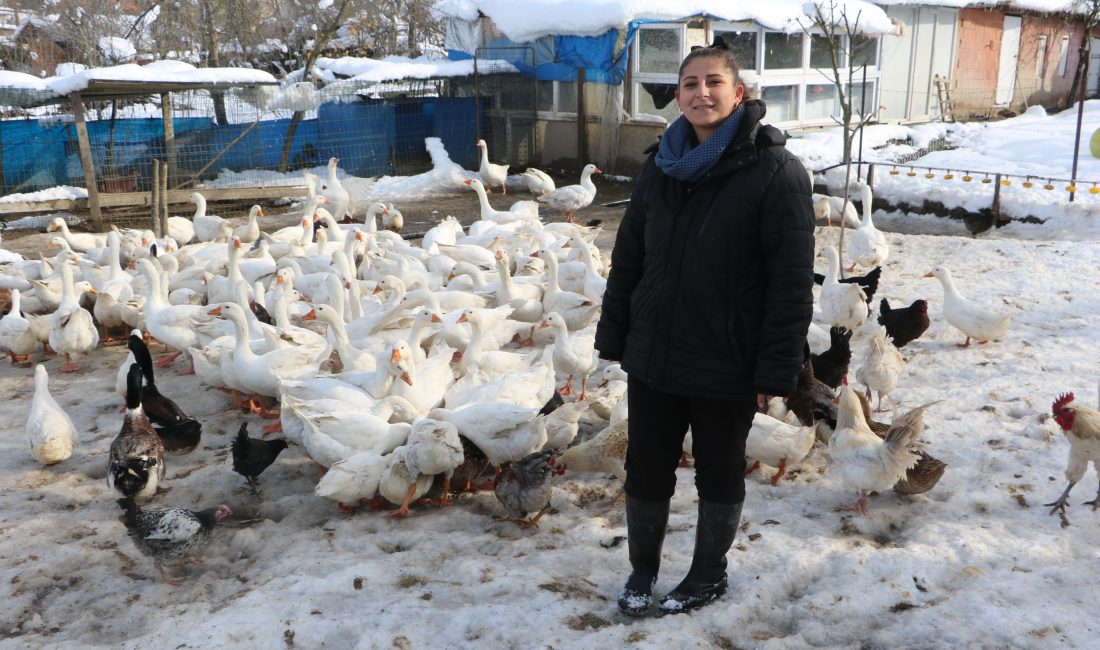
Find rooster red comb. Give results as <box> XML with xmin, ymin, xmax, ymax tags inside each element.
<box><xmin>1052</xmin><ymin>392</ymin><xmax>1075</xmax><ymax>414</ymax></box>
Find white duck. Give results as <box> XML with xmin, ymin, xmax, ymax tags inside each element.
<box><xmin>537</xmin><ymin>163</ymin><xmax>600</xmax><ymax>223</ymax></box>
<box><xmin>846</xmin><ymin>183</ymin><xmax>889</xmax><ymax>271</ymax></box>
<box><xmin>0</xmin><ymin>289</ymin><xmax>36</xmax><ymax>364</ymax></box>
<box><xmin>523</xmin><ymin>167</ymin><xmax>556</xmax><ymax>195</ymax></box>
<box><xmin>539</xmin><ymin>313</ymin><xmax>598</xmax><ymax>400</ymax></box>
<box><xmin>476</xmin><ymin>139</ymin><xmax>509</xmax><ymax>194</ymax></box>
<box><xmin>48</xmin><ymin>262</ymin><xmax>99</xmax><ymax>372</ymax></box>
<box><xmin>166</xmin><ymin>212</ymin><xmax>195</xmax><ymax>245</ymax></box>
<box><xmin>391</xmin><ymin>345</ymin><xmax>457</xmax><ymax>415</ymax></box>
<box><xmin>138</xmin><ymin>259</ymin><xmax>210</xmax><ymax>371</ymax></box>
<box><xmin>925</xmin><ymin>265</ymin><xmax>1012</xmax><ymax>347</ymax></box>
<box><xmin>382</xmin><ymin>203</ymin><xmax>404</xmax><ymax>233</ymax></box>
<box><xmin>492</xmin><ymin>249</ymin><xmax>543</xmax><ymax>323</ymax></box>
<box><xmin>189</xmin><ymin>192</ymin><xmax>229</xmax><ymax>243</ymax></box>
<box><xmin>855</xmin><ymin>326</ymin><xmax>905</xmax><ymax>412</ymax></box>
<box><xmin>744</xmin><ymin>412</ymin><xmax>818</xmax><ymax>485</ymax></box>
<box><xmin>303</xmin><ymin>303</ymin><xmax>377</xmax><ymax>372</ymax></box>
<box><xmin>818</xmin><ymin>246</ymin><xmax>868</xmax><ymax>331</ymax></box>
<box><xmin>828</xmin><ymin>385</ymin><xmax>933</xmax><ymax>515</ymax></box>
<box><xmin>27</xmin><ymin>365</ymin><xmax>78</xmax><ymax>465</ymax></box>
<box><xmin>590</xmin><ymin>362</ymin><xmax>628</xmax><ymax>422</ymax></box>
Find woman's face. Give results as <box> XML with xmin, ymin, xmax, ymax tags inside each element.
<box><xmin>675</xmin><ymin>56</ymin><xmax>745</xmax><ymax>141</ymax></box>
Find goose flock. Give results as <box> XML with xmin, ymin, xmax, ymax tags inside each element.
<box><xmin>2</xmin><ymin>156</ymin><xmax>1023</xmax><ymax>583</ymax></box>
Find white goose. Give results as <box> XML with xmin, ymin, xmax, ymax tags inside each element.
<box><xmin>492</xmin><ymin>249</ymin><xmax>543</xmax><ymax>323</ymax></box>
<box><xmin>818</xmin><ymin>246</ymin><xmax>868</xmax><ymax>331</ymax></box>
<box><xmin>0</xmin><ymin>289</ymin><xmax>36</xmax><ymax>364</ymax></box>
<box><xmin>539</xmin><ymin>312</ymin><xmax>598</xmax><ymax>399</ymax></box>
<box><xmin>846</xmin><ymin>183</ymin><xmax>888</xmax><ymax>271</ymax></box>
<box><xmin>137</xmin><ymin>259</ymin><xmax>212</xmax><ymax>373</ymax></box>
<box><xmin>48</xmin><ymin>217</ymin><xmax>107</xmax><ymax>252</ymax></box>
<box><xmin>523</xmin><ymin>167</ymin><xmax>556</xmax><ymax>195</ymax></box>
<box><xmin>321</xmin><ymin>157</ymin><xmax>351</xmax><ymax>220</ymax></box>
<box><xmin>464</xmin><ymin>179</ymin><xmax>529</xmax><ymax>223</ymax></box>
<box><xmin>537</xmin><ymin>163</ymin><xmax>600</xmax><ymax>223</ymax></box>
<box><xmin>744</xmin><ymin>412</ymin><xmax>818</xmax><ymax>485</ymax></box>
<box><xmin>538</xmin><ymin>247</ymin><xmax>599</xmax><ymax>331</ymax></box>
<box><xmin>48</xmin><ymin>262</ymin><xmax>99</xmax><ymax>372</ymax></box>
<box><xmin>476</xmin><ymin>139</ymin><xmax>509</xmax><ymax>194</ymax></box>
<box><xmin>289</xmin><ymin>397</ymin><xmax>413</xmax><ymax>468</ymax></box>
<box><xmin>189</xmin><ymin>192</ymin><xmax>229</xmax><ymax>243</ymax></box>
<box><xmin>315</xmin><ymin>450</ymin><xmax>388</xmax><ymax>509</ymax></box>
<box><xmin>27</xmin><ymin>365</ymin><xmax>78</xmax><ymax>465</ymax></box>
<box><xmin>925</xmin><ymin>265</ymin><xmax>1012</xmax><ymax>347</ymax></box>
<box><xmin>232</xmin><ymin>204</ymin><xmax>264</xmax><ymax>243</ymax></box>
<box><xmin>429</xmin><ymin>403</ymin><xmax>546</xmax><ymax>467</ymax></box>
<box><xmin>388</xmin><ymin>417</ymin><xmax>465</xmax><ymax>514</ymax></box>
<box><xmin>379</xmin><ymin>445</ymin><xmax>436</xmax><ymax>517</ymax></box>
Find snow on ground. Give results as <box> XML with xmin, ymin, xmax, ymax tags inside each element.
<box><xmin>1</xmin><ymin>112</ymin><xmax>1099</xmax><ymax>647</ymax></box>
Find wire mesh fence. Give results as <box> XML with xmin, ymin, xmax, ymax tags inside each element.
<box><xmin>0</xmin><ymin>72</ymin><xmax>516</xmax><ymax>228</ymax></box>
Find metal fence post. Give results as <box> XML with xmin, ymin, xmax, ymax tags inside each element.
<box><xmin>992</xmin><ymin>173</ymin><xmax>1002</xmax><ymax>222</ymax></box>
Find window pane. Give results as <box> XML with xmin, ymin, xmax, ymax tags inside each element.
<box><xmin>558</xmin><ymin>81</ymin><xmax>577</xmax><ymax>112</ymax></box>
<box><xmin>715</xmin><ymin>30</ymin><xmax>757</xmax><ymax>71</ymax></box>
<box><xmin>804</xmin><ymin>83</ymin><xmax>838</xmax><ymax>119</ymax></box>
<box><xmin>846</xmin><ymin>81</ymin><xmax>875</xmax><ymax>115</ymax></box>
<box><xmin>635</xmin><ymin>82</ymin><xmax>680</xmax><ymax>123</ymax></box>
<box><xmin>850</xmin><ymin>35</ymin><xmax>878</xmax><ymax>67</ymax></box>
<box><xmin>762</xmin><ymin>85</ymin><xmax>797</xmax><ymax>121</ymax></box>
<box><xmin>537</xmin><ymin>80</ymin><xmax>554</xmax><ymax>112</ymax></box>
<box><xmin>809</xmin><ymin>34</ymin><xmax>836</xmax><ymax>69</ymax></box>
<box><xmin>686</xmin><ymin>19</ymin><xmax>707</xmax><ymax>50</ymax></box>
<box><xmin>639</xmin><ymin>28</ymin><xmax>681</xmax><ymax>74</ymax></box>
<box><xmin>764</xmin><ymin>32</ymin><xmax>802</xmax><ymax>69</ymax></box>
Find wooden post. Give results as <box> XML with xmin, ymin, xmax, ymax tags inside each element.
<box><xmin>151</xmin><ymin>160</ymin><xmax>161</xmax><ymax>237</ymax></box>
<box><xmin>576</xmin><ymin>67</ymin><xmax>587</xmax><ymax>166</ymax></box>
<box><xmin>161</xmin><ymin>92</ymin><xmax>177</xmax><ymax>188</ymax></box>
<box><xmin>71</xmin><ymin>92</ymin><xmax>104</xmax><ymax>231</ymax></box>
<box><xmin>159</xmin><ymin>160</ymin><xmax>169</xmax><ymax>238</ymax></box>
<box><xmin>992</xmin><ymin>173</ymin><xmax>1003</xmax><ymax>222</ymax></box>
<box><xmin>867</xmin><ymin>163</ymin><xmax>875</xmax><ymax>192</ymax></box>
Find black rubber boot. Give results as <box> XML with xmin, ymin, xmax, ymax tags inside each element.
<box><xmin>657</xmin><ymin>499</ymin><xmax>743</xmax><ymax>616</ymax></box>
<box><xmin>617</xmin><ymin>496</ymin><xmax>670</xmax><ymax>617</ymax></box>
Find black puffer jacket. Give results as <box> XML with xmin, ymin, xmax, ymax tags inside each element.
<box><xmin>595</xmin><ymin>99</ymin><xmax>814</xmax><ymax>400</ymax></box>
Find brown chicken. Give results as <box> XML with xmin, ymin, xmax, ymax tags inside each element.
<box><xmin>493</xmin><ymin>450</ymin><xmax>566</xmax><ymax>528</ymax></box>
<box><xmin>1047</xmin><ymin>392</ymin><xmax>1100</xmax><ymax>517</ymax></box>
<box><xmin>878</xmin><ymin>298</ymin><xmax>931</xmax><ymax>348</ymax></box>
<box><xmin>810</xmin><ymin>326</ymin><xmax>852</xmax><ymax>389</ymax></box>
<box><xmin>787</xmin><ymin>358</ymin><xmax>838</xmax><ymax>427</ymax></box>
<box><xmin>854</xmin><ymin>391</ymin><xmax>946</xmax><ymax>495</ymax></box>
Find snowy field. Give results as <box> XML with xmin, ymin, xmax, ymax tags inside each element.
<box><xmin>1</xmin><ymin>106</ymin><xmax>1100</xmax><ymax>647</ymax></box>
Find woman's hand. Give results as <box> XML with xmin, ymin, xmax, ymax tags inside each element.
<box><xmin>756</xmin><ymin>393</ymin><xmax>771</xmax><ymax>410</ymax></box>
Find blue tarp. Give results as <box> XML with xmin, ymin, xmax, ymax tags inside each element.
<box><xmin>0</xmin><ymin>96</ymin><xmax>482</xmax><ymax>193</ymax></box>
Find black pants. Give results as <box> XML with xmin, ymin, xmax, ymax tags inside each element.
<box><xmin>624</xmin><ymin>376</ymin><xmax>756</xmax><ymax>505</ymax></box>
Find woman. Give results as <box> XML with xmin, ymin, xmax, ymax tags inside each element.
<box><xmin>595</xmin><ymin>40</ymin><xmax>815</xmax><ymax>616</ymax></box>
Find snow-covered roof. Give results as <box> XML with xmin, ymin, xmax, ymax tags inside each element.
<box><xmin>45</xmin><ymin>60</ymin><xmax>277</xmax><ymax>96</ymax></box>
<box><xmin>314</xmin><ymin>55</ymin><xmax>518</xmax><ymax>83</ymax></box>
<box><xmin>876</xmin><ymin>0</ymin><xmax>1075</xmax><ymax>13</ymax></box>
<box><xmin>432</xmin><ymin>0</ymin><xmax>899</xmax><ymax>41</ymax></box>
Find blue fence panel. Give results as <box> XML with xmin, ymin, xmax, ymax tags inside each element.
<box><xmin>433</xmin><ymin>97</ymin><xmax>481</xmax><ymax>169</ymax></box>
<box><xmin>316</xmin><ymin>101</ymin><xmax>394</xmax><ymax>177</ymax></box>
<box><xmin>0</xmin><ymin>119</ymin><xmax>71</xmax><ymax>192</ymax></box>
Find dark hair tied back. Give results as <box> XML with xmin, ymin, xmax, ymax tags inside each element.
<box><xmin>679</xmin><ymin>37</ymin><xmax>743</xmax><ymax>87</ymax></box>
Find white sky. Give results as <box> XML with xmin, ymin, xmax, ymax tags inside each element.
<box><xmin>2</xmin><ymin>99</ymin><xmax>1100</xmax><ymax>647</ymax></box>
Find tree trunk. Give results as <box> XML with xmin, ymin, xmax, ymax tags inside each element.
<box><xmin>202</xmin><ymin>0</ymin><xmax>228</xmax><ymax>125</ymax></box>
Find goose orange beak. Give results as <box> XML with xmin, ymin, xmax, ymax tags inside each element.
<box><xmin>257</xmin><ymin>208</ymin><xmax>265</xmax><ymax>217</ymax></box>
<box><xmin>302</xmin><ymin>309</ymin><xmax>316</xmax><ymax>321</ymax></box>
<box><xmin>538</xmin><ymin>320</ymin><xmax>549</xmax><ymax>328</ymax></box>
<box><xmin>430</xmin><ymin>313</ymin><xmax>443</xmax><ymax>323</ymax></box>
<box><xmin>390</xmin><ymin>348</ymin><xmax>402</xmax><ymax>363</ymax></box>
<box><xmin>207</xmin><ymin>306</ymin><xmax>222</xmax><ymax>316</ymax></box>
<box><xmin>400</xmin><ymin>372</ymin><xmax>413</xmax><ymax>386</ymax></box>
<box><xmin>456</xmin><ymin>313</ymin><xmax>468</xmax><ymax>323</ymax></box>
<box><xmin>922</xmin><ymin>272</ymin><xmax>934</xmax><ymax>278</ymax></box>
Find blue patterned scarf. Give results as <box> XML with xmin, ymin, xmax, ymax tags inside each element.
<box><xmin>655</xmin><ymin>106</ymin><xmax>745</xmax><ymax>182</ymax></box>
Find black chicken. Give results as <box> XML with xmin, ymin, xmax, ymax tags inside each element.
<box><xmin>493</xmin><ymin>450</ymin><xmax>566</xmax><ymax>528</ymax></box>
<box><xmin>814</xmin><ymin>265</ymin><xmax>881</xmax><ymax>305</ymax></box>
<box><xmin>128</xmin><ymin>331</ymin><xmax>202</xmax><ymax>455</ymax></box>
<box><xmin>786</xmin><ymin>358</ymin><xmax>838</xmax><ymax>427</ymax></box>
<box><xmin>108</xmin><ymin>363</ymin><xmax>167</xmax><ymax>502</ymax></box>
<box><xmin>809</xmin><ymin>326</ymin><xmax>852</xmax><ymax>388</ymax></box>
<box><xmin>877</xmin><ymin>298</ymin><xmax>931</xmax><ymax>348</ymax></box>
<box><xmin>231</xmin><ymin>422</ymin><xmax>288</xmax><ymax>491</ymax></box>
<box><xmin>117</xmin><ymin>497</ymin><xmax>231</xmax><ymax>585</ymax></box>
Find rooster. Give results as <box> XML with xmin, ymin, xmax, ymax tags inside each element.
<box><xmin>493</xmin><ymin>450</ymin><xmax>566</xmax><ymax>528</ymax></box>
<box><xmin>1046</xmin><ymin>392</ymin><xmax>1100</xmax><ymax>517</ymax></box>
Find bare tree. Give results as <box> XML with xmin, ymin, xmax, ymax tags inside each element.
<box><xmin>805</xmin><ymin>0</ymin><xmax>882</xmax><ymax>272</ymax></box>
